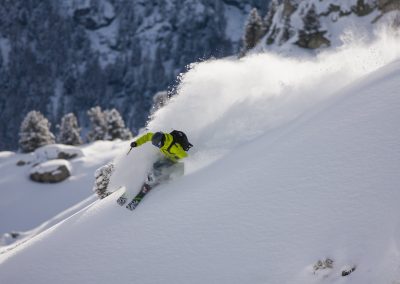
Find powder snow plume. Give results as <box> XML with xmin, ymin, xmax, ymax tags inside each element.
<box><xmin>147</xmin><ymin>27</ymin><xmax>400</xmax><ymax>172</ymax></box>
<box><xmin>110</xmin><ymin>25</ymin><xmax>400</xmax><ymax>191</ymax></box>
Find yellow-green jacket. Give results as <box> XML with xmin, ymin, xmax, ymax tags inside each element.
<box><xmin>134</xmin><ymin>132</ymin><xmax>188</xmax><ymax>162</ymax></box>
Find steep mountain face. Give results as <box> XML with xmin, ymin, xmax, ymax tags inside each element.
<box><xmin>0</xmin><ymin>0</ymin><xmax>266</xmax><ymax>150</ymax></box>
<box><xmin>253</xmin><ymin>0</ymin><xmax>399</xmax><ymax>52</ymax></box>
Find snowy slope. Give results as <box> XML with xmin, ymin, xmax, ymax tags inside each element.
<box><xmin>0</xmin><ymin>141</ymin><xmax>123</xmax><ymax>237</ymax></box>
<box><xmin>0</xmin><ymin>32</ymin><xmax>400</xmax><ymax>283</ymax></box>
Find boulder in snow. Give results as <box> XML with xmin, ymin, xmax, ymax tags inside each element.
<box><xmin>0</xmin><ymin>151</ymin><xmax>15</xmax><ymax>159</ymax></box>
<box><xmin>16</xmin><ymin>160</ymin><xmax>27</xmax><ymax>166</ymax></box>
<box><xmin>30</xmin><ymin>159</ymin><xmax>72</xmax><ymax>183</ymax></box>
<box><xmin>341</xmin><ymin>265</ymin><xmax>356</xmax><ymax>277</ymax></box>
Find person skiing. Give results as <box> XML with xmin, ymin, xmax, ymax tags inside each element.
<box><xmin>119</xmin><ymin>130</ymin><xmax>192</xmax><ymax>210</ymax></box>
<box><xmin>130</xmin><ymin>131</ymin><xmax>190</xmax><ymax>163</ymax></box>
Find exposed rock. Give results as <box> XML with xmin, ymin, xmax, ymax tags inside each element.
<box><xmin>57</xmin><ymin>152</ymin><xmax>78</xmax><ymax>160</ymax></box>
<box><xmin>9</xmin><ymin>232</ymin><xmax>20</xmax><ymax>239</ymax></box>
<box><xmin>378</xmin><ymin>0</ymin><xmax>400</xmax><ymax>13</ymax></box>
<box><xmin>282</xmin><ymin>0</ymin><xmax>298</xmax><ymax>18</ymax></box>
<box><xmin>16</xmin><ymin>160</ymin><xmax>27</xmax><ymax>166</ymax></box>
<box><xmin>296</xmin><ymin>31</ymin><xmax>331</xmax><ymax>49</ymax></box>
<box><xmin>352</xmin><ymin>0</ymin><xmax>375</xmax><ymax>16</ymax></box>
<box><xmin>341</xmin><ymin>266</ymin><xmax>356</xmax><ymax>276</ymax></box>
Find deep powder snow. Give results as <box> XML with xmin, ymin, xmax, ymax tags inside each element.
<box><xmin>1</xmin><ymin>29</ymin><xmax>400</xmax><ymax>284</ymax></box>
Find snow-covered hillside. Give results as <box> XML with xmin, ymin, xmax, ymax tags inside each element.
<box><xmin>0</xmin><ymin>141</ymin><xmax>122</xmax><ymax>240</ymax></box>
<box><xmin>254</xmin><ymin>0</ymin><xmax>400</xmax><ymax>54</ymax></box>
<box><xmin>1</xmin><ymin>29</ymin><xmax>400</xmax><ymax>284</ymax></box>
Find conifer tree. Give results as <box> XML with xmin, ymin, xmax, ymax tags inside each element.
<box><xmin>104</xmin><ymin>108</ymin><xmax>132</xmax><ymax>140</ymax></box>
<box><xmin>19</xmin><ymin>110</ymin><xmax>55</xmax><ymax>152</ymax></box>
<box><xmin>302</xmin><ymin>4</ymin><xmax>321</xmax><ymax>34</ymax></box>
<box><xmin>242</xmin><ymin>8</ymin><xmax>265</xmax><ymax>54</ymax></box>
<box><xmin>87</xmin><ymin>106</ymin><xmax>107</xmax><ymax>142</ymax></box>
<box><xmin>93</xmin><ymin>163</ymin><xmax>115</xmax><ymax>199</ymax></box>
<box><xmin>57</xmin><ymin>113</ymin><xmax>82</xmax><ymax>145</ymax></box>
<box><xmin>296</xmin><ymin>4</ymin><xmax>329</xmax><ymax>49</ymax></box>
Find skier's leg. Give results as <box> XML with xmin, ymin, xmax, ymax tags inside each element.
<box><xmin>152</xmin><ymin>160</ymin><xmax>184</xmax><ymax>185</ymax></box>
<box><xmin>146</xmin><ymin>158</ymin><xmax>173</xmax><ymax>187</ymax></box>
<box><xmin>169</xmin><ymin>162</ymin><xmax>184</xmax><ymax>180</ymax></box>
<box><xmin>125</xmin><ymin>160</ymin><xmax>182</xmax><ymax>211</ymax></box>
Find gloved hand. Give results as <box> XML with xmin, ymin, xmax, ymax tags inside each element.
<box><xmin>130</xmin><ymin>141</ymin><xmax>137</xmax><ymax>148</ymax></box>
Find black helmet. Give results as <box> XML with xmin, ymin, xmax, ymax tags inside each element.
<box><xmin>151</xmin><ymin>132</ymin><xmax>165</xmax><ymax>148</ymax></box>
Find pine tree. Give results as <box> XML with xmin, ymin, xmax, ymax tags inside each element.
<box><xmin>302</xmin><ymin>4</ymin><xmax>320</xmax><ymax>34</ymax></box>
<box><xmin>104</xmin><ymin>108</ymin><xmax>132</xmax><ymax>140</ymax></box>
<box><xmin>87</xmin><ymin>106</ymin><xmax>107</xmax><ymax>142</ymax></box>
<box><xmin>242</xmin><ymin>8</ymin><xmax>265</xmax><ymax>54</ymax></box>
<box><xmin>57</xmin><ymin>113</ymin><xmax>82</xmax><ymax>145</ymax></box>
<box><xmin>19</xmin><ymin>110</ymin><xmax>55</xmax><ymax>152</ymax></box>
<box><xmin>93</xmin><ymin>163</ymin><xmax>115</xmax><ymax>199</ymax></box>
<box><xmin>296</xmin><ymin>4</ymin><xmax>329</xmax><ymax>49</ymax></box>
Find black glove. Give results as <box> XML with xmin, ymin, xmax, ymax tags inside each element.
<box><xmin>130</xmin><ymin>141</ymin><xmax>137</xmax><ymax>148</ymax></box>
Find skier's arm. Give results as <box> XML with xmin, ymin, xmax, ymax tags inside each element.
<box><xmin>131</xmin><ymin>132</ymin><xmax>154</xmax><ymax>147</ymax></box>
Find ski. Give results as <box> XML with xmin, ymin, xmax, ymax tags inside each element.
<box><xmin>126</xmin><ymin>183</ymin><xmax>152</xmax><ymax>211</ymax></box>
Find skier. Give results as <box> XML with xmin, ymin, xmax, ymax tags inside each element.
<box><xmin>118</xmin><ymin>130</ymin><xmax>193</xmax><ymax>210</ymax></box>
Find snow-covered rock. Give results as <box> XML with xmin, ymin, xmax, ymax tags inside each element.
<box><xmin>30</xmin><ymin>159</ymin><xmax>72</xmax><ymax>183</ymax></box>
<box><xmin>34</xmin><ymin>144</ymin><xmax>84</xmax><ymax>163</ymax></box>
<box><xmin>0</xmin><ymin>151</ymin><xmax>14</xmax><ymax>160</ymax></box>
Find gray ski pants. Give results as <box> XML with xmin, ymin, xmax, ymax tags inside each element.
<box><xmin>146</xmin><ymin>158</ymin><xmax>184</xmax><ymax>187</ymax></box>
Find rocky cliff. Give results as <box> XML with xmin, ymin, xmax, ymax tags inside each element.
<box><xmin>259</xmin><ymin>0</ymin><xmax>400</xmax><ymax>52</ymax></box>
